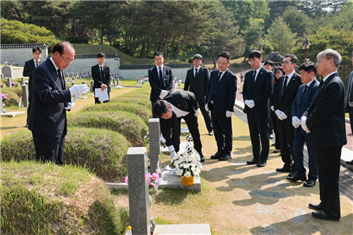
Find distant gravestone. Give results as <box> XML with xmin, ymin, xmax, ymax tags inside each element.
<box><xmin>2</xmin><ymin>66</ymin><xmax>11</xmax><ymax>78</ymax></box>
<box><xmin>90</xmin><ymin>80</ymin><xmax>94</xmax><ymax>92</ymax></box>
<box><xmin>21</xmin><ymin>77</ymin><xmax>26</xmax><ymax>85</ymax></box>
<box><xmin>7</xmin><ymin>77</ymin><xmax>12</xmax><ymax>87</ymax></box>
<box><xmin>148</xmin><ymin>118</ymin><xmax>161</xmax><ymax>174</ymax></box>
<box><xmin>127</xmin><ymin>147</ymin><xmax>152</xmax><ymax>235</ymax></box>
<box><xmin>22</xmin><ymin>84</ymin><xmax>29</xmax><ymax>108</ymax></box>
<box><xmin>0</xmin><ymin>86</ymin><xmax>3</xmax><ymax>113</ymax></box>
<box><xmin>1</xmin><ymin>73</ymin><xmax>4</xmax><ymax>80</ymax></box>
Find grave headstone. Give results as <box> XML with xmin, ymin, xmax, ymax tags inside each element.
<box><xmin>7</xmin><ymin>77</ymin><xmax>12</xmax><ymax>87</ymax></box>
<box><xmin>148</xmin><ymin>118</ymin><xmax>161</xmax><ymax>174</ymax></box>
<box><xmin>1</xmin><ymin>73</ymin><xmax>4</xmax><ymax>80</ymax></box>
<box><xmin>22</xmin><ymin>84</ymin><xmax>29</xmax><ymax>108</ymax></box>
<box><xmin>90</xmin><ymin>80</ymin><xmax>94</xmax><ymax>92</ymax></box>
<box><xmin>2</xmin><ymin>66</ymin><xmax>11</xmax><ymax>78</ymax></box>
<box><xmin>112</xmin><ymin>80</ymin><xmax>116</xmax><ymax>87</ymax></box>
<box><xmin>127</xmin><ymin>147</ymin><xmax>151</xmax><ymax>235</ymax></box>
<box><xmin>21</xmin><ymin>77</ymin><xmax>26</xmax><ymax>85</ymax></box>
<box><xmin>0</xmin><ymin>86</ymin><xmax>3</xmax><ymax>113</ymax></box>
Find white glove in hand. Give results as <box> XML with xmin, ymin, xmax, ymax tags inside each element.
<box><xmin>271</xmin><ymin>106</ymin><xmax>274</xmax><ymax>112</ymax></box>
<box><xmin>245</xmin><ymin>100</ymin><xmax>255</xmax><ymax>108</ymax></box>
<box><xmin>194</xmin><ymin>109</ymin><xmax>200</xmax><ymax>117</ymax></box>
<box><xmin>65</xmin><ymin>102</ymin><xmax>75</xmax><ymax>110</ymax></box>
<box><xmin>170</xmin><ymin>151</ymin><xmax>177</xmax><ymax>160</ymax></box>
<box><xmin>205</xmin><ymin>103</ymin><xmax>209</xmax><ymax>112</ymax></box>
<box><xmin>281</xmin><ymin>112</ymin><xmax>288</xmax><ymax>120</ymax></box>
<box><xmin>168</xmin><ymin>145</ymin><xmax>176</xmax><ymax>160</ymax></box>
<box><xmin>301</xmin><ymin>116</ymin><xmax>310</xmax><ymax>133</ymax></box>
<box><xmin>160</xmin><ymin>134</ymin><xmax>166</xmax><ymax>144</ymax></box>
<box><xmin>292</xmin><ymin>116</ymin><xmax>301</xmax><ymax>128</ymax></box>
<box><xmin>159</xmin><ymin>90</ymin><xmax>169</xmax><ymax>99</ymax></box>
<box><xmin>275</xmin><ymin>110</ymin><xmax>283</xmax><ymax>120</ymax></box>
<box><xmin>226</xmin><ymin>111</ymin><xmax>233</xmax><ymax>118</ymax></box>
<box><xmin>69</xmin><ymin>84</ymin><xmax>89</xmax><ymax>96</ymax></box>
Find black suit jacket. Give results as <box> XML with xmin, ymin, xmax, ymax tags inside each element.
<box><xmin>306</xmin><ymin>73</ymin><xmax>347</xmax><ymax>148</ymax></box>
<box><xmin>345</xmin><ymin>71</ymin><xmax>353</xmax><ymax>112</ymax></box>
<box><xmin>28</xmin><ymin>58</ymin><xmax>71</xmax><ymax>138</ymax></box>
<box><xmin>291</xmin><ymin>79</ymin><xmax>319</xmax><ymax>119</ymax></box>
<box><xmin>148</xmin><ymin>65</ymin><xmax>173</xmax><ymax>102</ymax></box>
<box><xmin>243</xmin><ymin>67</ymin><xmax>273</xmax><ymax>116</ymax></box>
<box><xmin>273</xmin><ymin>73</ymin><xmax>302</xmax><ymax>117</ymax></box>
<box><xmin>205</xmin><ymin>69</ymin><xmax>237</xmax><ymax>114</ymax></box>
<box><xmin>92</xmin><ymin>64</ymin><xmax>111</xmax><ymax>92</ymax></box>
<box><xmin>184</xmin><ymin>66</ymin><xmax>209</xmax><ymax>100</ymax></box>
<box><xmin>23</xmin><ymin>59</ymin><xmax>38</xmax><ymax>79</ymax></box>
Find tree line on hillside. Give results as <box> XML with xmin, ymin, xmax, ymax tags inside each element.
<box><xmin>1</xmin><ymin>0</ymin><xmax>353</xmax><ymax>79</ymax></box>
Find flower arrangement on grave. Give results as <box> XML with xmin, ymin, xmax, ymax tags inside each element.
<box><xmin>144</xmin><ymin>132</ymin><xmax>166</xmax><ymax>148</ymax></box>
<box><xmin>2</xmin><ymin>93</ymin><xmax>8</xmax><ymax>100</ymax></box>
<box><xmin>125</xmin><ymin>172</ymin><xmax>160</xmax><ymax>193</ymax></box>
<box><xmin>172</xmin><ymin>83</ymin><xmax>178</xmax><ymax>93</ymax></box>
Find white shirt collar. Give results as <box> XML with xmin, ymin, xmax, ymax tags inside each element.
<box><xmin>33</xmin><ymin>58</ymin><xmax>40</xmax><ymax>63</ymax></box>
<box><xmin>194</xmin><ymin>66</ymin><xmax>201</xmax><ymax>70</ymax></box>
<box><xmin>49</xmin><ymin>57</ymin><xmax>59</xmax><ymax>71</ymax></box>
<box><xmin>286</xmin><ymin>71</ymin><xmax>295</xmax><ymax>79</ymax></box>
<box><xmin>156</xmin><ymin>64</ymin><xmax>164</xmax><ymax>70</ymax></box>
<box><xmin>305</xmin><ymin>78</ymin><xmax>317</xmax><ymax>87</ymax></box>
<box><xmin>323</xmin><ymin>71</ymin><xmax>337</xmax><ymax>82</ymax></box>
<box><xmin>169</xmin><ymin>102</ymin><xmax>189</xmax><ymax>118</ymax></box>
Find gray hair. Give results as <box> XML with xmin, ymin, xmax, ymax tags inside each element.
<box><xmin>317</xmin><ymin>49</ymin><xmax>342</xmax><ymax>68</ymax></box>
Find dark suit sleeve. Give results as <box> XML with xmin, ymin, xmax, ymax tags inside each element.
<box><xmin>227</xmin><ymin>74</ymin><xmax>237</xmax><ymax>112</ymax></box>
<box><xmin>34</xmin><ymin>68</ymin><xmax>71</xmax><ymax>103</ymax></box>
<box><xmin>307</xmin><ymin>81</ymin><xmax>342</xmax><ymax>128</ymax></box>
<box><xmin>166</xmin><ymin>67</ymin><xmax>174</xmax><ymax>91</ymax></box>
<box><xmin>243</xmin><ymin>73</ymin><xmax>249</xmax><ymax>101</ymax></box>
<box><xmin>92</xmin><ymin>66</ymin><xmax>102</xmax><ymax>86</ymax></box>
<box><xmin>185</xmin><ymin>91</ymin><xmax>199</xmax><ymax>111</ymax></box>
<box><xmin>106</xmin><ymin>66</ymin><xmax>111</xmax><ymax>86</ymax></box>
<box><xmin>291</xmin><ymin>86</ymin><xmax>301</xmax><ymax>117</ymax></box>
<box><xmin>160</xmin><ymin>118</ymin><xmax>173</xmax><ymax>146</ymax></box>
<box><xmin>253</xmin><ymin>72</ymin><xmax>273</xmax><ymax>105</ymax></box>
<box><xmin>184</xmin><ymin>70</ymin><xmax>190</xmax><ymax>91</ymax></box>
<box><xmin>23</xmin><ymin>61</ymin><xmax>34</xmax><ymax>77</ymax></box>
<box><xmin>273</xmin><ymin>77</ymin><xmax>283</xmax><ymax>111</ymax></box>
<box><xmin>204</xmin><ymin>68</ymin><xmax>209</xmax><ymax>98</ymax></box>
<box><xmin>148</xmin><ymin>68</ymin><xmax>162</xmax><ymax>96</ymax></box>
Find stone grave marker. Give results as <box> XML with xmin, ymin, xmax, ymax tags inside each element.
<box><xmin>0</xmin><ymin>73</ymin><xmax>4</xmax><ymax>80</ymax></box>
<box><xmin>0</xmin><ymin>86</ymin><xmax>3</xmax><ymax>113</ymax></box>
<box><xmin>21</xmin><ymin>77</ymin><xmax>26</xmax><ymax>85</ymax></box>
<box><xmin>90</xmin><ymin>80</ymin><xmax>94</xmax><ymax>92</ymax></box>
<box><xmin>22</xmin><ymin>84</ymin><xmax>29</xmax><ymax>108</ymax></box>
<box><xmin>148</xmin><ymin>118</ymin><xmax>161</xmax><ymax>174</ymax></box>
<box><xmin>127</xmin><ymin>147</ymin><xmax>153</xmax><ymax>235</ymax></box>
<box><xmin>7</xmin><ymin>77</ymin><xmax>12</xmax><ymax>87</ymax></box>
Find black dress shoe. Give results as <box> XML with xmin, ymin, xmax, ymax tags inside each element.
<box><xmin>276</xmin><ymin>166</ymin><xmax>292</xmax><ymax>173</ymax></box>
<box><xmin>246</xmin><ymin>158</ymin><xmax>259</xmax><ymax>165</ymax></box>
<box><xmin>303</xmin><ymin>179</ymin><xmax>316</xmax><ymax>187</ymax></box>
<box><xmin>219</xmin><ymin>154</ymin><xmax>231</xmax><ymax>161</ymax></box>
<box><xmin>256</xmin><ymin>161</ymin><xmax>267</xmax><ymax>167</ymax></box>
<box><xmin>308</xmin><ymin>203</ymin><xmax>325</xmax><ymax>211</ymax></box>
<box><xmin>346</xmin><ymin>160</ymin><xmax>353</xmax><ymax>165</ymax></box>
<box><xmin>287</xmin><ymin>171</ymin><xmax>295</xmax><ymax>177</ymax></box>
<box><xmin>199</xmin><ymin>154</ymin><xmax>205</xmax><ymax>162</ymax></box>
<box><xmin>272</xmin><ymin>150</ymin><xmax>280</xmax><ymax>153</ymax></box>
<box><xmin>312</xmin><ymin>211</ymin><xmax>340</xmax><ymax>221</ymax></box>
<box><xmin>210</xmin><ymin>151</ymin><xmax>222</xmax><ymax>159</ymax></box>
<box><xmin>287</xmin><ymin>173</ymin><xmax>306</xmax><ymax>182</ymax></box>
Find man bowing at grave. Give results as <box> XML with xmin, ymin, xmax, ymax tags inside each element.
<box><xmin>153</xmin><ymin>90</ymin><xmax>205</xmax><ymax>162</ymax></box>
<box><xmin>28</xmin><ymin>42</ymin><xmax>89</xmax><ymax>165</ymax></box>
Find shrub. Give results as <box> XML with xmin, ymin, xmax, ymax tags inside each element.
<box><xmin>67</xmin><ymin>111</ymin><xmax>148</xmax><ymax>147</ymax></box>
<box><xmin>1</xmin><ymin>88</ymin><xmax>20</xmax><ymax>106</ymax></box>
<box><xmin>1</xmin><ymin>128</ymin><xmax>131</xmax><ymax>182</ymax></box>
<box><xmin>1</xmin><ymin>161</ymin><xmax>129</xmax><ymax>234</ymax></box>
<box><xmin>80</xmin><ymin>103</ymin><xmax>151</xmax><ymax>124</ymax></box>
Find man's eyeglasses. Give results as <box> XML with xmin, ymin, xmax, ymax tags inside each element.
<box><xmin>282</xmin><ymin>61</ymin><xmax>291</xmax><ymax>65</ymax></box>
<box><xmin>217</xmin><ymin>61</ymin><xmax>228</xmax><ymax>66</ymax></box>
<box><xmin>60</xmin><ymin>54</ymin><xmax>73</xmax><ymax>65</ymax></box>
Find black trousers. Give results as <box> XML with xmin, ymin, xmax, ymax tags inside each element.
<box><xmin>151</xmin><ymin>101</ymin><xmax>157</xmax><ymax>118</ymax></box>
<box><xmin>314</xmin><ymin>146</ymin><xmax>341</xmax><ymax>218</ymax></box>
<box><xmin>211</xmin><ymin>111</ymin><xmax>232</xmax><ymax>155</ymax></box>
<box><xmin>277</xmin><ymin>117</ymin><xmax>295</xmax><ymax>169</ymax></box>
<box><xmin>247</xmin><ymin>113</ymin><xmax>270</xmax><ymax>161</ymax></box>
<box><xmin>32</xmin><ymin>132</ymin><xmax>65</xmax><ymax>165</ymax></box>
<box><xmin>197</xmin><ymin>98</ymin><xmax>213</xmax><ymax>133</ymax></box>
<box><xmin>348</xmin><ymin>106</ymin><xmax>353</xmax><ymax>134</ymax></box>
<box><xmin>26</xmin><ymin>78</ymin><xmax>33</xmax><ymax>125</ymax></box>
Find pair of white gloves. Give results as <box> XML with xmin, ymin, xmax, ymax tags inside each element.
<box><xmin>291</xmin><ymin>116</ymin><xmax>310</xmax><ymax>133</ymax></box>
<box><xmin>244</xmin><ymin>99</ymin><xmax>255</xmax><ymax>109</ymax></box>
<box><xmin>65</xmin><ymin>84</ymin><xmax>90</xmax><ymax>110</ymax></box>
<box><xmin>159</xmin><ymin>90</ymin><xmax>169</xmax><ymax>99</ymax></box>
<box><xmin>275</xmin><ymin>109</ymin><xmax>288</xmax><ymax>120</ymax></box>
<box><xmin>204</xmin><ymin>103</ymin><xmax>233</xmax><ymax>117</ymax></box>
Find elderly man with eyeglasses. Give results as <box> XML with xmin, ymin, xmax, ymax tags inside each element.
<box><xmin>205</xmin><ymin>51</ymin><xmax>237</xmax><ymax>161</ymax></box>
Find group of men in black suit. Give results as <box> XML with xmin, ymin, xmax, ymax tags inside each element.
<box><xmin>242</xmin><ymin>49</ymin><xmax>347</xmax><ymax>221</ymax></box>
<box><xmin>151</xmin><ymin>51</ymin><xmax>237</xmax><ymax>162</ymax></box>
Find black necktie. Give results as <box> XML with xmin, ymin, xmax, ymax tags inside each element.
<box><xmin>253</xmin><ymin>70</ymin><xmax>257</xmax><ymax>82</ymax></box>
<box><xmin>195</xmin><ymin>68</ymin><xmax>198</xmax><ymax>77</ymax></box>
<box><xmin>301</xmin><ymin>85</ymin><xmax>308</xmax><ymax>98</ymax></box>
<box><xmin>36</xmin><ymin>61</ymin><xmax>39</xmax><ymax>67</ymax></box>
<box><xmin>217</xmin><ymin>72</ymin><xmax>222</xmax><ymax>83</ymax></box>
<box><xmin>159</xmin><ymin>66</ymin><xmax>164</xmax><ymax>85</ymax></box>
<box><xmin>57</xmin><ymin>69</ymin><xmax>64</xmax><ymax>89</ymax></box>
<box><xmin>100</xmin><ymin>66</ymin><xmax>104</xmax><ymax>79</ymax></box>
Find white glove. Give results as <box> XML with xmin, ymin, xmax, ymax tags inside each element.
<box><xmin>160</xmin><ymin>134</ymin><xmax>166</xmax><ymax>144</ymax></box>
<box><xmin>168</xmin><ymin>145</ymin><xmax>177</xmax><ymax>160</ymax></box>
<box><xmin>301</xmin><ymin>116</ymin><xmax>310</xmax><ymax>133</ymax></box>
<box><xmin>194</xmin><ymin>109</ymin><xmax>200</xmax><ymax>117</ymax></box>
<box><xmin>159</xmin><ymin>90</ymin><xmax>169</xmax><ymax>99</ymax></box>
<box><xmin>226</xmin><ymin>111</ymin><xmax>233</xmax><ymax>118</ymax></box>
<box><xmin>275</xmin><ymin>110</ymin><xmax>283</xmax><ymax>120</ymax></box>
<box><xmin>69</xmin><ymin>84</ymin><xmax>89</xmax><ymax>96</ymax></box>
<box><xmin>271</xmin><ymin>106</ymin><xmax>274</xmax><ymax>112</ymax></box>
<box><xmin>292</xmin><ymin>116</ymin><xmax>301</xmax><ymax>128</ymax></box>
<box><xmin>65</xmin><ymin>102</ymin><xmax>75</xmax><ymax>110</ymax></box>
<box><xmin>205</xmin><ymin>103</ymin><xmax>209</xmax><ymax>112</ymax></box>
<box><xmin>245</xmin><ymin>100</ymin><xmax>255</xmax><ymax>108</ymax></box>
<box><xmin>280</xmin><ymin>112</ymin><xmax>288</xmax><ymax>120</ymax></box>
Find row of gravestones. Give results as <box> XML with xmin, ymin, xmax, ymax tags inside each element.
<box><xmin>2</xmin><ymin>60</ymin><xmax>19</xmax><ymax>66</ymax></box>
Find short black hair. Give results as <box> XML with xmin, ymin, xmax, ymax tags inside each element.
<box><xmin>32</xmin><ymin>47</ymin><xmax>42</xmax><ymax>54</ymax></box>
<box><xmin>264</xmin><ymin>60</ymin><xmax>275</xmax><ymax>67</ymax></box>
<box><xmin>153</xmin><ymin>100</ymin><xmax>169</xmax><ymax>118</ymax></box>
<box><xmin>193</xmin><ymin>54</ymin><xmax>203</xmax><ymax>61</ymax></box>
<box><xmin>97</xmin><ymin>52</ymin><xmax>106</xmax><ymax>58</ymax></box>
<box><xmin>284</xmin><ymin>54</ymin><xmax>298</xmax><ymax>64</ymax></box>
<box><xmin>249</xmin><ymin>50</ymin><xmax>262</xmax><ymax>59</ymax></box>
<box><xmin>53</xmin><ymin>41</ymin><xmax>75</xmax><ymax>55</ymax></box>
<box><xmin>218</xmin><ymin>51</ymin><xmax>231</xmax><ymax>61</ymax></box>
<box><xmin>154</xmin><ymin>51</ymin><xmax>164</xmax><ymax>58</ymax></box>
<box><xmin>298</xmin><ymin>61</ymin><xmax>317</xmax><ymax>75</ymax></box>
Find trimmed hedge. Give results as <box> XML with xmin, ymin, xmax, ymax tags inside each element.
<box><xmin>80</xmin><ymin>103</ymin><xmax>151</xmax><ymax>124</ymax></box>
<box><xmin>1</xmin><ymin>128</ymin><xmax>131</xmax><ymax>182</ymax></box>
<box><xmin>1</xmin><ymin>161</ymin><xmax>129</xmax><ymax>234</ymax></box>
<box><xmin>67</xmin><ymin>111</ymin><xmax>148</xmax><ymax>147</ymax></box>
